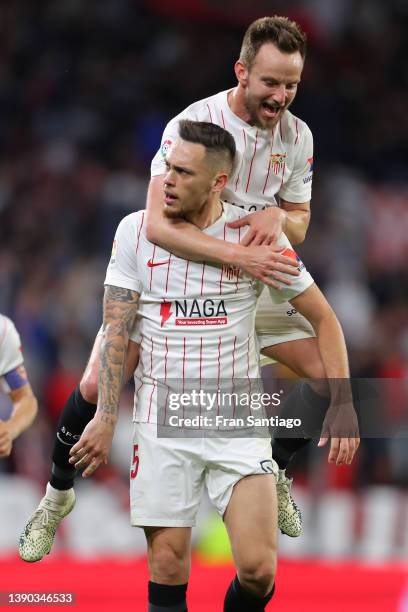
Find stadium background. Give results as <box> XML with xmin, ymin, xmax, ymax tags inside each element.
<box><xmin>0</xmin><ymin>0</ymin><xmax>407</xmax><ymax>609</ymax></box>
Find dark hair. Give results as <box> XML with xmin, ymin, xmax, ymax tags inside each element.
<box><xmin>240</xmin><ymin>16</ymin><xmax>307</xmax><ymax>68</ymax></box>
<box><xmin>178</xmin><ymin>119</ymin><xmax>236</xmax><ymax>172</ymax></box>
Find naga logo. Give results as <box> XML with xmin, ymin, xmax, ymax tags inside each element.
<box><xmin>159</xmin><ymin>299</ymin><xmax>228</xmax><ymax>326</ymax></box>
<box><xmin>160</xmin><ymin>301</ymin><xmax>172</xmax><ymax>327</ymax></box>
<box><xmin>281</xmin><ymin>247</ymin><xmax>305</xmax><ymax>271</ymax></box>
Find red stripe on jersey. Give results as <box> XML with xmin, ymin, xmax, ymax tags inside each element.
<box><xmin>149</xmin><ymin>336</ymin><xmax>154</xmax><ymax>377</ymax></box>
<box><xmin>246</xmin><ymin>334</ymin><xmax>252</xmax><ymax>415</ymax></box>
<box><xmin>235</xmin><ymin>227</ymin><xmax>241</xmax><ymax>293</ymax></box>
<box><xmin>149</xmin><ymin>245</ymin><xmax>156</xmax><ymax>291</ymax></box>
<box><xmin>165</xmin><ymin>253</ymin><xmax>172</xmax><ymax>293</ymax></box>
<box><xmin>219</xmin><ymin>223</ymin><xmax>227</xmax><ymax>294</ymax></box>
<box><xmin>234</xmin><ymin>129</ymin><xmax>247</xmax><ymax>192</ymax></box>
<box><xmin>221</xmin><ymin>109</ymin><xmax>226</xmax><ymax>129</ymax></box>
<box><xmin>199</xmin><ymin>337</ymin><xmax>203</xmax><ymax>388</ymax></box>
<box><xmin>184</xmin><ymin>260</ymin><xmax>190</xmax><ymax>295</ymax></box>
<box><xmin>231</xmin><ymin>336</ymin><xmax>237</xmax><ymax>418</ymax></box>
<box><xmin>207</xmin><ymin>104</ymin><xmax>213</xmax><ymax>123</ymax></box>
<box><xmin>280</xmin><ymin>161</ymin><xmax>286</xmax><ymax>190</ymax></box>
<box><xmin>295</xmin><ymin>119</ymin><xmax>299</xmax><ymax>145</ymax></box>
<box><xmin>262</xmin><ymin>126</ymin><xmax>275</xmax><ymax>194</ymax></box>
<box><xmin>147</xmin><ymin>381</ymin><xmax>156</xmax><ymax>423</ymax></box>
<box><xmin>200</xmin><ymin>263</ymin><xmax>206</xmax><ymax>296</ymax></box>
<box><xmin>135</xmin><ymin>212</ymin><xmax>145</xmax><ymax>254</ymax></box>
<box><xmin>182</xmin><ymin>337</ymin><xmax>186</xmax><ymax>395</ymax></box>
<box><xmin>135</xmin><ymin>378</ymin><xmax>144</xmax><ymax>421</ymax></box>
<box><xmin>164</xmin><ymin>336</ymin><xmax>168</xmax><ymax>383</ymax></box>
<box><xmin>163</xmin><ymin>387</ymin><xmax>170</xmax><ymax>426</ymax></box>
<box><xmin>162</xmin><ymin>337</ymin><xmax>169</xmax><ymax>425</ymax></box>
<box><xmin>217</xmin><ymin>336</ymin><xmax>222</xmax><ymax>413</ymax></box>
<box><xmin>245</xmin><ymin>130</ymin><xmax>258</xmax><ymax>193</ymax></box>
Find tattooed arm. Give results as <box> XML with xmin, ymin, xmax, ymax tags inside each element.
<box><xmin>69</xmin><ymin>285</ymin><xmax>140</xmax><ymax>477</ymax></box>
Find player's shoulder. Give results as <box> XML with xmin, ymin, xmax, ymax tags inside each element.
<box><xmin>117</xmin><ymin>210</ymin><xmax>146</xmax><ymax>231</ymax></box>
<box><xmin>281</xmin><ymin>110</ymin><xmax>313</xmax><ymax>144</ymax></box>
<box><xmin>173</xmin><ymin>90</ymin><xmax>228</xmax><ymax>122</ymax></box>
<box><xmin>0</xmin><ymin>314</ymin><xmax>21</xmax><ymax>353</ymax></box>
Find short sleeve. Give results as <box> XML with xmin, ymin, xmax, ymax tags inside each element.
<box><xmin>0</xmin><ymin>317</ymin><xmax>23</xmax><ymax>377</ymax></box>
<box><xmin>104</xmin><ymin>213</ymin><xmax>143</xmax><ymax>294</ymax></box>
<box><xmin>279</xmin><ymin>122</ymin><xmax>314</xmax><ymax>203</ymax></box>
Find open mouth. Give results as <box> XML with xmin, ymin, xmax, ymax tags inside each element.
<box><xmin>164</xmin><ymin>191</ymin><xmax>178</xmax><ymax>205</ymax></box>
<box><xmin>261</xmin><ymin>101</ymin><xmax>281</xmax><ymax>117</ymax></box>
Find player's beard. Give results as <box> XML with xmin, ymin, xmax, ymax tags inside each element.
<box><xmin>245</xmin><ymin>93</ymin><xmax>286</xmax><ymax>130</ymax></box>
<box><xmin>163</xmin><ymin>204</ymin><xmax>183</xmax><ymax>219</ymax></box>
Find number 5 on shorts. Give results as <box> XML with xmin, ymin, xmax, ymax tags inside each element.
<box><xmin>130</xmin><ymin>444</ymin><xmax>139</xmax><ymax>479</ymax></box>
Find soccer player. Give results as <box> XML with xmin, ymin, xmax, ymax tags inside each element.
<box><xmin>143</xmin><ymin>15</ymin><xmax>328</xmax><ymax>538</ymax></box>
<box><xmin>66</xmin><ymin>121</ymin><xmax>358</xmax><ymax>611</ymax></box>
<box><xmin>0</xmin><ymin>314</ymin><xmax>38</xmax><ymax>458</ymax></box>
<box><xmin>18</xmin><ymin>15</ymin><xmax>344</xmax><ymax>562</ymax></box>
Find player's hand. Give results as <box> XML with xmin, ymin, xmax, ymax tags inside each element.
<box><xmin>0</xmin><ymin>420</ymin><xmax>13</xmax><ymax>458</ymax></box>
<box><xmin>69</xmin><ymin>413</ymin><xmax>116</xmax><ymax>478</ymax></box>
<box><xmin>236</xmin><ymin>244</ymin><xmax>299</xmax><ymax>289</ymax></box>
<box><xmin>318</xmin><ymin>401</ymin><xmax>360</xmax><ymax>465</ymax></box>
<box><xmin>228</xmin><ymin>207</ymin><xmax>287</xmax><ymax>246</ymax></box>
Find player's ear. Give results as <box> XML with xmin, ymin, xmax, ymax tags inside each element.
<box><xmin>212</xmin><ymin>172</ymin><xmax>228</xmax><ymax>194</ymax></box>
<box><xmin>234</xmin><ymin>60</ymin><xmax>248</xmax><ymax>86</ymax></box>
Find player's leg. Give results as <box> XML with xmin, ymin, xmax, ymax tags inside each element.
<box><xmin>262</xmin><ymin>336</ymin><xmax>330</xmax><ymax>539</ymax></box>
<box><xmin>19</xmin><ymin>334</ymin><xmax>140</xmax><ymax>562</ymax></box>
<box><xmin>145</xmin><ymin>526</ymin><xmax>191</xmax><ymax>611</ymax></box>
<box><xmin>223</xmin><ymin>474</ymin><xmax>278</xmax><ymax>611</ymax></box>
<box><xmin>256</xmin><ymin>288</ymin><xmax>330</xmax><ymax>537</ymax></box>
<box><xmin>131</xmin><ymin>421</ymin><xmax>205</xmax><ymax>611</ymax></box>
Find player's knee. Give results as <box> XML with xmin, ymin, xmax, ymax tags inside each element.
<box><xmin>79</xmin><ymin>372</ymin><xmax>98</xmax><ymax>404</ymax></box>
<box><xmin>149</xmin><ymin>546</ymin><xmax>189</xmax><ymax>584</ymax></box>
<box><xmin>238</xmin><ymin>555</ymin><xmax>277</xmax><ymax>598</ymax></box>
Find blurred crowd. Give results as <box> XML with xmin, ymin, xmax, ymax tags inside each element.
<box><xmin>0</xmin><ymin>0</ymin><xmax>407</xmax><ymax>494</ymax></box>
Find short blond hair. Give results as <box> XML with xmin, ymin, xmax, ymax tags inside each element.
<box><xmin>240</xmin><ymin>16</ymin><xmax>307</xmax><ymax>69</ymax></box>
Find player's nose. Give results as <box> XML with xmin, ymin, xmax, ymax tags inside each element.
<box><xmin>272</xmin><ymin>84</ymin><xmax>286</xmax><ymax>105</ymax></box>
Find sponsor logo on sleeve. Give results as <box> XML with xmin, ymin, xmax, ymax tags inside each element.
<box><xmin>303</xmin><ymin>156</ymin><xmax>314</xmax><ymax>184</ymax></box>
<box><xmin>160</xmin><ymin>139</ymin><xmax>173</xmax><ymax>160</ymax></box>
<box><xmin>281</xmin><ymin>247</ymin><xmax>305</xmax><ymax>271</ymax></box>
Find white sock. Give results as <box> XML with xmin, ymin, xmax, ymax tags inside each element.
<box><xmin>45</xmin><ymin>482</ymin><xmax>72</xmax><ymax>503</ymax></box>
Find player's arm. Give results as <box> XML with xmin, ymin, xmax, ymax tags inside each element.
<box><xmin>70</xmin><ymin>285</ymin><xmax>140</xmax><ymax>477</ymax></box>
<box><xmin>0</xmin><ymin>372</ymin><xmax>38</xmax><ymax>458</ymax></box>
<box><xmin>146</xmin><ymin>175</ymin><xmax>299</xmax><ymax>289</ymax></box>
<box><xmin>228</xmin><ymin>199</ymin><xmax>310</xmax><ymax>247</ymax></box>
<box><xmin>290</xmin><ymin>284</ymin><xmax>360</xmax><ymax>465</ymax></box>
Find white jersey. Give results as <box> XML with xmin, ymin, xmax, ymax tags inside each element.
<box><xmin>0</xmin><ymin>315</ymin><xmax>23</xmax><ymax>377</ymax></box>
<box><xmin>151</xmin><ymin>89</ymin><xmax>313</xmax><ymax>211</ymax></box>
<box><xmin>104</xmin><ymin>204</ymin><xmax>314</xmax><ymax>422</ymax></box>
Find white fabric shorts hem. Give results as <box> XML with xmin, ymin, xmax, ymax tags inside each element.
<box><xmin>131</xmin><ymin>516</ymin><xmax>196</xmax><ymax>528</ymax></box>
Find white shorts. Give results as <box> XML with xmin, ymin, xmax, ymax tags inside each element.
<box><xmin>255</xmin><ymin>286</ymin><xmax>315</xmax><ymax>365</ymax></box>
<box><xmin>130</xmin><ymin>422</ymin><xmax>278</xmax><ymax>528</ymax></box>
